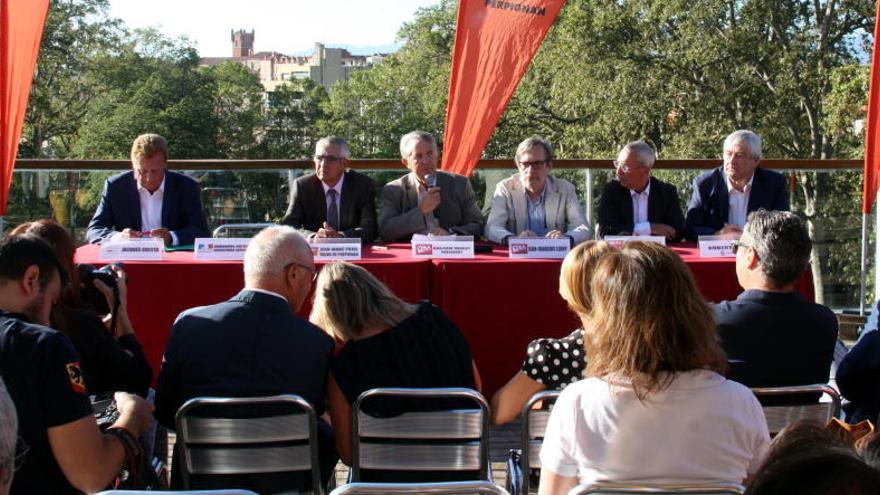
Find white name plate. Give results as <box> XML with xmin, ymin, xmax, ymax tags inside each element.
<box><xmin>604</xmin><ymin>235</ymin><xmax>666</xmax><ymax>247</ymax></box>
<box><xmin>194</xmin><ymin>238</ymin><xmax>251</xmax><ymax>260</ymax></box>
<box><xmin>508</xmin><ymin>237</ymin><xmax>570</xmax><ymax>259</ymax></box>
<box><xmin>411</xmin><ymin>236</ymin><xmax>474</xmax><ymax>259</ymax></box>
<box><xmin>99</xmin><ymin>239</ymin><xmax>164</xmax><ymax>261</ymax></box>
<box><xmin>309</xmin><ymin>237</ymin><xmax>362</xmax><ymax>260</ymax></box>
<box><xmin>698</xmin><ymin>235</ymin><xmax>736</xmax><ymax>258</ymax></box>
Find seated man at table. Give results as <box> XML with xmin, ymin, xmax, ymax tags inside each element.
<box><xmin>281</xmin><ymin>136</ymin><xmax>377</xmax><ymax>242</ymax></box>
<box><xmin>379</xmin><ymin>130</ymin><xmax>483</xmax><ymax>241</ymax></box>
<box><xmin>596</xmin><ymin>140</ymin><xmax>684</xmax><ymax>241</ymax></box>
<box><xmin>86</xmin><ymin>133</ymin><xmax>211</xmax><ymax>246</ymax></box>
<box><xmin>715</xmin><ymin>210</ymin><xmax>837</xmax><ymax>390</ymax></box>
<box><xmin>485</xmin><ymin>137</ymin><xmax>590</xmax><ymax>245</ymax></box>
<box><xmin>154</xmin><ymin>225</ymin><xmax>335</xmax><ymax>492</ymax></box>
<box><xmin>685</xmin><ymin>130</ymin><xmax>789</xmax><ymax>240</ymax></box>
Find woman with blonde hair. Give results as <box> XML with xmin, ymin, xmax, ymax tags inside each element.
<box><xmin>310</xmin><ymin>262</ymin><xmax>478</xmax><ymax>472</ymax></box>
<box><xmin>538</xmin><ymin>242</ymin><xmax>769</xmax><ymax>494</ymax></box>
<box><xmin>490</xmin><ymin>240</ymin><xmax>612</xmax><ymax>425</ymax></box>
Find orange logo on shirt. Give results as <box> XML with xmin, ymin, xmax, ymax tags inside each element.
<box><xmin>66</xmin><ymin>362</ymin><xmax>86</xmax><ymax>394</ymax></box>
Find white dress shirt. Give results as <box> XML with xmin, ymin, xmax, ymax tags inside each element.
<box><xmin>137</xmin><ymin>176</ymin><xmax>178</xmax><ymax>245</ymax></box>
<box><xmin>630</xmin><ymin>181</ymin><xmax>651</xmax><ymax>235</ymax></box>
<box><xmin>726</xmin><ymin>174</ymin><xmax>754</xmax><ymax>228</ymax></box>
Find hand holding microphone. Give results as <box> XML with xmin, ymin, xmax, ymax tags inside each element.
<box><xmin>419</xmin><ymin>173</ymin><xmax>442</xmax><ymax>214</ymax></box>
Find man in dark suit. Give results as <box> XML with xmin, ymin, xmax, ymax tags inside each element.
<box><xmin>715</xmin><ymin>210</ymin><xmax>837</xmax><ymax>390</ymax></box>
<box><xmin>281</xmin><ymin>136</ymin><xmax>377</xmax><ymax>242</ymax></box>
<box><xmin>86</xmin><ymin>133</ymin><xmax>210</xmax><ymax>246</ymax></box>
<box><xmin>597</xmin><ymin>141</ymin><xmax>685</xmax><ymax>241</ymax></box>
<box><xmin>379</xmin><ymin>130</ymin><xmax>483</xmax><ymax>242</ymax></box>
<box><xmin>685</xmin><ymin>130</ymin><xmax>789</xmax><ymax>240</ymax></box>
<box><xmin>155</xmin><ymin>226</ymin><xmax>335</xmax><ymax>493</ymax></box>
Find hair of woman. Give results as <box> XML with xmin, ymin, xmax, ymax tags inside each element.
<box><xmin>558</xmin><ymin>240</ymin><xmax>612</xmax><ymax>317</ymax></box>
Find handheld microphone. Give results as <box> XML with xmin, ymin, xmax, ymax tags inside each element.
<box><xmin>424</xmin><ymin>173</ymin><xmax>437</xmax><ymax>188</ymax></box>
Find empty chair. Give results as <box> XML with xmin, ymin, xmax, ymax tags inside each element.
<box><xmin>330</xmin><ymin>480</ymin><xmax>510</xmax><ymax>494</ymax></box>
<box><xmin>506</xmin><ymin>390</ymin><xmax>561</xmax><ymax>495</ymax></box>
<box><xmin>750</xmin><ymin>384</ymin><xmax>841</xmax><ymax>435</ymax></box>
<box><xmin>567</xmin><ymin>482</ymin><xmax>745</xmax><ymax>494</ymax></box>
<box><xmin>175</xmin><ymin>394</ymin><xmax>324</xmax><ymax>494</ymax></box>
<box><xmin>350</xmin><ymin>387</ymin><xmax>490</xmax><ymax>483</ymax></box>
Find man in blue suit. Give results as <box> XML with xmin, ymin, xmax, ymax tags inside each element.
<box><xmin>86</xmin><ymin>134</ymin><xmax>210</xmax><ymax>246</ymax></box>
<box><xmin>685</xmin><ymin>130</ymin><xmax>789</xmax><ymax>240</ymax></box>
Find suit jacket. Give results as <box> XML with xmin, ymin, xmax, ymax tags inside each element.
<box><xmin>86</xmin><ymin>170</ymin><xmax>210</xmax><ymax>245</ymax></box>
<box><xmin>154</xmin><ymin>289</ymin><xmax>335</xmax><ymax>492</ymax></box>
<box><xmin>597</xmin><ymin>176</ymin><xmax>685</xmax><ymax>241</ymax></box>
<box><xmin>837</xmin><ymin>300</ymin><xmax>880</xmax><ymax>421</ymax></box>
<box><xmin>379</xmin><ymin>171</ymin><xmax>484</xmax><ymax>242</ymax></box>
<box><xmin>280</xmin><ymin>170</ymin><xmax>377</xmax><ymax>242</ymax></box>
<box><xmin>485</xmin><ymin>174</ymin><xmax>591</xmax><ymax>245</ymax></box>
<box><xmin>685</xmin><ymin>166</ymin><xmax>790</xmax><ymax>240</ymax></box>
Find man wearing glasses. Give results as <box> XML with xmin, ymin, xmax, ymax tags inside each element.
<box><xmin>597</xmin><ymin>141</ymin><xmax>685</xmax><ymax>241</ymax></box>
<box><xmin>486</xmin><ymin>137</ymin><xmax>591</xmax><ymax>245</ymax></box>
<box><xmin>154</xmin><ymin>226</ymin><xmax>336</xmax><ymax>493</ymax></box>
<box><xmin>281</xmin><ymin>136</ymin><xmax>377</xmax><ymax>242</ymax></box>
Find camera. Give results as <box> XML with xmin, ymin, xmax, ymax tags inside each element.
<box><xmin>77</xmin><ymin>263</ymin><xmax>123</xmax><ymax>314</ymax></box>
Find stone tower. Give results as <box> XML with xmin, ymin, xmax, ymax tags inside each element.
<box><xmin>231</xmin><ymin>29</ymin><xmax>254</xmax><ymax>58</ymax></box>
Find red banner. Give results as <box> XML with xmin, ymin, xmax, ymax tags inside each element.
<box><xmin>863</xmin><ymin>0</ymin><xmax>880</xmax><ymax>214</ymax></box>
<box><xmin>0</xmin><ymin>0</ymin><xmax>49</xmax><ymax>215</ymax></box>
<box><xmin>441</xmin><ymin>0</ymin><xmax>565</xmax><ymax>176</ymax></box>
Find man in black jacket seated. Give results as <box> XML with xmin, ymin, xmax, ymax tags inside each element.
<box><xmin>714</xmin><ymin>210</ymin><xmax>837</xmax><ymax>393</ymax></box>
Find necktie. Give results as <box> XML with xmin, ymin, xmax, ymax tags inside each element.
<box><xmin>327</xmin><ymin>189</ymin><xmax>340</xmax><ymax>231</ymax></box>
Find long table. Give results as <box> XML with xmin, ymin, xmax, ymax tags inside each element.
<box><xmin>76</xmin><ymin>243</ymin><xmax>813</xmax><ymax>397</ymax></box>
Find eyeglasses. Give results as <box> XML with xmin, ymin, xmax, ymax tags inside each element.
<box><xmin>314</xmin><ymin>155</ymin><xmax>343</xmax><ymax>164</ymax></box>
<box><xmin>613</xmin><ymin>161</ymin><xmax>648</xmax><ymax>173</ymax></box>
<box><xmin>730</xmin><ymin>240</ymin><xmax>751</xmax><ymax>252</ymax></box>
<box><xmin>285</xmin><ymin>262</ymin><xmax>318</xmax><ymax>283</ymax></box>
<box><xmin>519</xmin><ymin>160</ymin><xmax>549</xmax><ymax>170</ymax></box>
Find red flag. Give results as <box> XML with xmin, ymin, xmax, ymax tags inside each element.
<box><xmin>441</xmin><ymin>0</ymin><xmax>565</xmax><ymax>176</ymax></box>
<box><xmin>863</xmin><ymin>0</ymin><xmax>880</xmax><ymax>214</ymax></box>
<box><xmin>0</xmin><ymin>0</ymin><xmax>49</xmax><ymax>215</ymax></box>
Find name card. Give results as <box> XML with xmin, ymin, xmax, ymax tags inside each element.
<box><xmin>508</xmin><ymin>237</ymin><xmax>571</xmax><ymax>259</ymax></box>
<box><xmin>99</xmin><ymin>239</ymin><xmax>164</xmax><ymax>261</ymax></box>
<box><xmin>309</xmin><ymin>237</ymin><xmax>362</xmax><ymax>260</ymax></box>
<box><xmin>411</xmin><ymin>235</ymin><xmax>474</xmax><ymax>259</ymax></box>
<box><xmin>698</xmin><ymin>235</ymin><xmax>737</xmax><ymax>258</ymax></box>
<box><xmin>604</xmin><ymin>235</ymin><xmax>667</xmax><ymax>247</ymax></box>
<box><xmin>194</xmin><ymin>238</ymin><xmax>251</xmax><ymax>260</ymax></box>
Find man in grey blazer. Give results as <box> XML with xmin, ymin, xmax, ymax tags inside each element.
<box><xmin>379</xmin><ymin>130</ymin><xmax>483</xmax><ymax>242</ymax></box>
<box><xmin>485</xmin><ymin>137</ymin><xmax>591</xmax><ymax>245</ymax></box>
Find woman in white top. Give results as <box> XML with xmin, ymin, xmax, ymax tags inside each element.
<box><xmin>538</xmin><ymin>242</ymin><xmax>769</xmax><ymax>494</ymax></box>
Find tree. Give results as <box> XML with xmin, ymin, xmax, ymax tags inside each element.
<box><xmin>262</xmin><ymin>79</ymin><xmax>328</xmax><ymax>159</ymax></box>
<box><xmin>204</xmin><ymin>61</ymin><xmax>264</xmax><ymax>158</ymax></box>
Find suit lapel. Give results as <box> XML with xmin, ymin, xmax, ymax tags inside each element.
<box><xmin>160</xmin><ymin>171</ymin><xmax>173</xmax><ymax>227</ymax></box>
<box><xmin>646</xmin><ymin>177</ymin><xmax>660</xmax><ymax>222</ymax></box>
<box><xmin>714</xmin><ymin>168</ymin><xmax>730</xmax><ymax>223</ymax></box>
<box><xmin>746</xmin><ymin>168</ymin><xmax>764</xmax><ymax>211</ymax></box>
<box><xmin>310</xmin><ymin>175</ymin><xmax>327</xmax><ymax>225</ymax></box>
<box><xmin>511</xmin><ymin>176</ymin><xmax>528</xmax><ymax>234</ymax></box>
<box><xmin>340</xmin><ymin>172</ymin><xmax>354</xmax><ymax>225</ymax></box>
<box><xmin>404</xmin><ymin>173</ymin><xmax>420</xmax><ymax>212</ymax></box>
<box><xmin>620</xmin><ymin>182</ymin><xmax>635</xmax><ymax>226</ymax></box>
<box><xmin>543</xmin><ymin>177</ymin><xmax>562</xmax><ymax>230</ymax></box>
<box><xmin>125</xmin><ymin>173</ymin><xmax>143</xmax><ymax>231</ymax></box>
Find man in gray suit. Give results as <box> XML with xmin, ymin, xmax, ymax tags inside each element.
<box><xmin>485</xmin><ymin>137</ymin><xmax>591</xmax><ymax>245</ymax></box>
<box><xmin>379</xmin><ymin>130</ymin><xmax>483</xmax><ymax>242</ymax></box>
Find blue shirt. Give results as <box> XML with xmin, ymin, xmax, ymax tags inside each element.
<box><xmin>525</xmin><ymin>187</ymin><xmax>548</xmax><ymax>236</ymax></box>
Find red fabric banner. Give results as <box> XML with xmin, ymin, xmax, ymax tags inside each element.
<box><xmin>441</xmin><ymin>0</ymin><xmax>565</xmax><ymax>176</ymax></box>
<box><xmin>863</xmin><ymin>0</ymin><xmax>880</xmax><ymax>214</ymax></box>
<box><xmin>0</xmin><ymin>0</ymin><xmax>49</xmax><ymax>215</ymax></box>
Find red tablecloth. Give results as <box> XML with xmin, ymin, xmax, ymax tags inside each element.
<box><xmin>75</xmin><ymin>243</ymin><xmax>813</xmax><ymax>397</ymax></box>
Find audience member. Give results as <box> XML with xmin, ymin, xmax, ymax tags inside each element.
<box><xmin>837</xmin><ymin>301</ymin><xmax>880</xmax><ymax>422</ymax></box>
<box><xmin>379</xmin><ymin>130</ymin><xmax>483</xmax><ymax>241</ymax></box>
<box><xmin>87</xmin><ymin>133</ymin><xmax>210</xmax><ymax>246</ymax></box>
<box><xmin>310</xmin><ymin>262</ymin><xmax>477</xmax><ymax>476</ymax></box>
<box><xmin>281</xmin><ymin>136</ymin><xmax>378</xmax><ymax>242</ymax></box>
<box><xmin>490</xmin><ymin>241</ymin><xmax>611</xmax><ymax>425</ymax></box>
<box><xmin>715</xmin><ymin>210</ymin><xmax>837</xmax><ymax>390</ymax></box>
<box><xmin>538</xmin><ymin>242</ymin><xmax>769</xmax><ymax>494</ymax></box>
<box><xmin>0</xmin><ymin>378</ymin><xmax>17</xmax><ymax>495</ymax></box>
<box><xmin>11</xmin><ymin>219</ymin><xmax>151</xmax><ymax>396</ymax></box>
<box><xmin>685</xmin><ymin>130</ymin><xmax>790</xmax><ymax>240</ymax></box>
<box><xmin>0</xmin><ymin>235</ymin><xmax>153</xmax><ymax>494</ymax></box>
<box><xmin>597</xmin><ymin>141</ymin><xmax>684</xmax><ymax>241</ymax></box>
<box><xmin>154</xmin><ymin>225</ymin><xmax>335</xmax><ymax>492</ymax></box>
<box><xmin>485</xmin><ymin>137</ymin><xmax>591</xmax><ymax>245</ymax></box>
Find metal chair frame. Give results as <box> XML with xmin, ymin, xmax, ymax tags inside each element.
<box><xmin>516</xmin><ymin>390</ymin><xmax>562</xmax><ymax>495</ymax></box>
<box><xmin>330</xmin><ymin>480</ymin><xmax>510</xmax><ymax>494</ymax></box>
<box><xmin>174</xmin><ymin>394</ymin><xmax>323</xmax><ymax>494</ymax></box>
<box><xmin>97</xmin><ymin>491</ymin><xmax>258</xmax><ymax>495</ymax></box>
<box><xmin>568</xmin><ymin>481</ymin><xmax>745</xmax><ymax>494</ymax></box>
<box><xmin>211</xmin><ymin>223</ymin><xmax>274</xmax><ymax>238</ymax></box>
<box><xmin>750</xmin><ymin>384</ymin><xmax>842</xmax><ymax>435</ymax></box>
<box><xmin>350</xmin><ymin>387</ymin><xmax>491</xmax><ymax>483</ymax></box>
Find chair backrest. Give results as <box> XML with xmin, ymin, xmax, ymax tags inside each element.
<box><xmin>330</xmin><ymin>480</ymin><xmax>510</xmax><ymax>494</ymax></box>
<box><xmin>520</xmin><ymin>390</ymin><xmax>561</xmax><ymax>495</ymax></box>
<box><xmin>175</xmin><ymin>394</ymin><xmax>323</xmax><ymax>494</ymax></box>
<box><xmin>350</xmin><ymin>387</ymin><xmax>490</xmax><ymax>482</ymax></box>
<box><xmin>212</xmin><ymin>222</ymin><xmax>274</xmax><ymax>238</ymax></box>
<box><xmin>97</xmin><ymin>491</ymin><xmax>259</xmax><ymax>495</ymax></box>
<box><xmin>568</xmin><ymin>482</ymin><xmax>745</xmax><ymax>494</ymax></box>
<box><xmin>750</xmin><ymin>384</ymin><xmax>842</xmax><ymax>435</ymax></box>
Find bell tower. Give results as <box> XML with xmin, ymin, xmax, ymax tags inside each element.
<box><xmin>231</xmin><ymin>29</ymin><xmax>254</xmax><ymax>57</ymax></box>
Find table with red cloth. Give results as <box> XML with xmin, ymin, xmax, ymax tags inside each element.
<box><xmin>75</xmin><ymin>243</ymin><xmax>813</xmax><ymax>397</ymax></box>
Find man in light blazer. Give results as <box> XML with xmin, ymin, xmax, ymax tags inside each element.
<box><xmin>485</xmin><ymin>137</ymin><xmax>591</xmax><ymax>245</ymax></box>
<box><xmin>379</xmin><ymin>130</ymin><xmax>483</xmax><ymax>242</ymax></box>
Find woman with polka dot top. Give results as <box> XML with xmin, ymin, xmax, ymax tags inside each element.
<box><xmin>490</xmin><ymin>241</ymin><xmax>612</xmax><ymax>425</ymax></box>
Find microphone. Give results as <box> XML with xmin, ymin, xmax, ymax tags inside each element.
<box><xmin>424</xmin><ymin>173</ymin><xmax>437</xmax><ymax>188</ymax></box>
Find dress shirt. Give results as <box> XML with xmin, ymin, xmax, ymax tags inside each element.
<box><xmin>726</xmin><ymin>174</ymin><xmax>754</xmax><ymax>228</ymax></box>
<box><xmin>136</xmin><ymin>176</ymin><xmax>179</xmax><ymax>245</ymax></box>
<box><xmin>321</xmin><ymin>175</ymin><xmax>344</xmax><ymax>233</ymax></box>
<box><xmin>525</xmin><ymin>187</ymin><xmax>548</xmax><ymax>236</ymax></box>
<box><xmin>629</xmin><ymin>181</ymin><xmax>651</xmax><ymax>235</ymax></box>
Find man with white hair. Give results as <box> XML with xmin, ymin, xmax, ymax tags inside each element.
<box><xmin>0</xmin><ymin>378</ymin><xmax>17</xmax><ymax>495</ymax></box>
<box><xmin>155</xmin><ymin>226</ymin><xmax>335</xmax><ymax>492</ymax></box>
<box><xmin>597</xmin><ymin>140</ymin><xmax>685</xmax><ymax>241</ymax></box>
<box><xmin>685</xmin><ymin>130</ymin><xmax>789</xmax><ymax>240</ymax></box>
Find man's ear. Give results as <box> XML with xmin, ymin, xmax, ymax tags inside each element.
<box><xmin>21</xmin><ymin>265</ymin><xmax>41</xmax><ymax>297</ymax></box>
<box><xmin>745</xmin><ymin>247</ymin><xmax>760</xmax><ymax>270</ymax></box>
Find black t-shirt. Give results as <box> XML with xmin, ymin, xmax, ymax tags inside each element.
<box><xmin>0</xmin><ymin>311</ymin><xmax>93</xmax><ymax>494</ymax></box>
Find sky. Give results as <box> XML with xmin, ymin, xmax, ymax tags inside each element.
<box><xmin>108</xmin><ymin>0</ymin><xmax>441</xmax><ymax>57</ymax></box>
